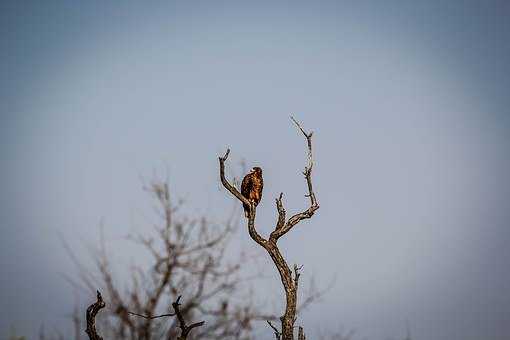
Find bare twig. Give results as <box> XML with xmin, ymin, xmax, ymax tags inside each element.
<box><xmin>267</xmin><ymin>320</ymin><xmax>282</xmax><ymax>340</ymax></box>
<box><xmin>127</xmin><ymin>311</ymin><xmax>175</xmax><ymax>320</ymax></box>
<box><xmin>219</xmin><ymin>149</ymin><xmax>251</xmax><ymax>207</ymax></box>
<box><xmin>85</xmin><ymin>290</ymin><xmax>105</xmax><ymax>340</ymax></box>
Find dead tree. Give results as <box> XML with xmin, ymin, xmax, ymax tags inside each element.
<box><xmin>219</xmin><ymin>117</ymin><xmax>319</xmax><ymax>340</ymax></box>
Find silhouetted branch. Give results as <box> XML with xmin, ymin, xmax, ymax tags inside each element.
<box><xmin>172</xmin><ymin>296</ymin><xmax>205</xmax><ymax>340</ymax></box>
<box><xmin>127</xmin><ymin>311</ymin><xmax>175</xmax><ymax>320</ymax></box>
<box><xmin>267</xmin><ymin>320</ymin><xmax>281</xmax><ymax>340</ymax></box>
<box><xmin>219</xmin><ymin>149</ymin><xmax>251</xmax><ymax>207</ymax></box>
<box><xmin>85</xmin><ymin>291</ymin><xmax>105</xmax><ymax>340</ymax></box>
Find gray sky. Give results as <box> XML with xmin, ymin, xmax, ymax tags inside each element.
<box><xmin>1</xmin><ymin>1</ymin><xmax>510</xmax><ymax>339</ymax></box>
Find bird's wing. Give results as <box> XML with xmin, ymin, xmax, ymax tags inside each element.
<box><xmin>241</xmin><ymin>174</ymin><xmax>252</xmax><ymax>199</ymax></box>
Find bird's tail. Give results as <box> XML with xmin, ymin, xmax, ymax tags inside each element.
<box><xmin>243</xmin><ymin>203</ymin><xmax>249</xmax><ymax>218</ymax></box>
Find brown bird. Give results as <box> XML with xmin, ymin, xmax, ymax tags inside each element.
<box><xmin>241</xmin><ymin>167</ymin><xmax>263</xmax><ymax>217</ymax></box>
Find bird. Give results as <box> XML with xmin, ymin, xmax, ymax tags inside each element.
<box><xmin>240</xmin><ymin>167</ymin><xmax>263</xmax><ymax>217</ymax></box>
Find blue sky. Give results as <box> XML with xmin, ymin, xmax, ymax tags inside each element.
<box><xmin>1</xmin><ymin>1</ymin><xmax>510</xmax><ymax>339</ymax></box>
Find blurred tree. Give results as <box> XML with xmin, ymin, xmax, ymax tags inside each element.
<box><xmin>66</xmin><ymin>176</ymin><xmax>275</xmax><ymax>340</ymax></box>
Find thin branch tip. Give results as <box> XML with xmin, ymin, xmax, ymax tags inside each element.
<box><xmin>220</xmin><ymin>148</ymin><xmax>230</xmax><ymax>161</ymax></box>
<box><xmin>267</xmin><ymin>320</ymin><xmax>281</xmax><ymax>339</ymax></box>
<box><xmin>290</xmin><ymin>116</ymin><xmax>311</xmax><ymax>137</ymax></box>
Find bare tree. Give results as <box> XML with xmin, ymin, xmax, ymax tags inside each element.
<box><xmin>69</xmin><ymin>176</ymin><xmax>276</xmax><ymax>340</ymax></box>
<box><xmin>219</xmin><ymin>117</ymin><xmax>319</xmax><ymax>340</ymax></box>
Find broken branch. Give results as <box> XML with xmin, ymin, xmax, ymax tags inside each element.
<box><xmin>85</xmin><ymin>290</ymin><xmax>105</xmax><ymax>340</ymax></box>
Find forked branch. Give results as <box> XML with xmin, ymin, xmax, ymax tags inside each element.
<box><xmin>270</xmin><ymin>116</ymin><xmax>319</xmax><ymax>242</ymax></box>
<box><xmin>127</xmin><ymin>295</ymin><xmax>204</xmax><ymax>340</ymax></box>
<box><xmin>219</xmin><ymin>149</ymin><xmax>266</xmax><ymax>247</ymax></box>
<box><xmin>172</xmin><ymin>295</ymin><xmax>205</xmax><ymax>340</ymax></box>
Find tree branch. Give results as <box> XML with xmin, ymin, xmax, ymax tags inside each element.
<box><xmin>267</xmin><ymin>320</ymin><xmax>281</xmax><ymax>340</ymax></box>
<box><xmin>85</xmin><ymin>290</ymin><xmax>105</xmax><ymax>340</ymax></box>
<box><xmin>127</xmin><ymin>311</ymin><xmax>175</xmax><ymax>320</ymax></box>
<box><xmin>274</xmin><ymin>193</ymin><xmax>286</xmax><ymax>232</ymax></box>
<box><xmin>269</xmin><ymin>116</ymin><xmax>319</xmax><ymax>243</ymax></box>
<box><xmin>219</xmin><ymin>149</ymin><xmax>267</xmax><ymax>247</ymax></box>
<box><xmin>172</xmin><ymin>295</ymin><xmax>205</xmax><ymax>340</ymax></box>
<box><xmin>218</xmin><ymin>149</ymin><xmax>251</xmax><ymax>207</ymax></box>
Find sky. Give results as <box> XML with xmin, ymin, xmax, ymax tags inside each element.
<box><xmin>1</xmin><ymin>1</ymin><xmax>510</xmax><ymax>339</ymax></box>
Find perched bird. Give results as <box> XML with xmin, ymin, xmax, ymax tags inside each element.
<box><xmin>241</xmin><ymin>167</ymin><xmax>263</xmax><ymax>217</ymax></box>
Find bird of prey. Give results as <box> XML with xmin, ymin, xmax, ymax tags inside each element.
<box><xmin>241</xmin><ymin>167</ymin><xmax>263</xmax><ymax>217</ymax></box>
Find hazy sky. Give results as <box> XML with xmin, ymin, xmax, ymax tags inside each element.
<box><xmin>1</xmin><ymin>1</ymin><xmax>510</xmax><ymax>339</ymax></box>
